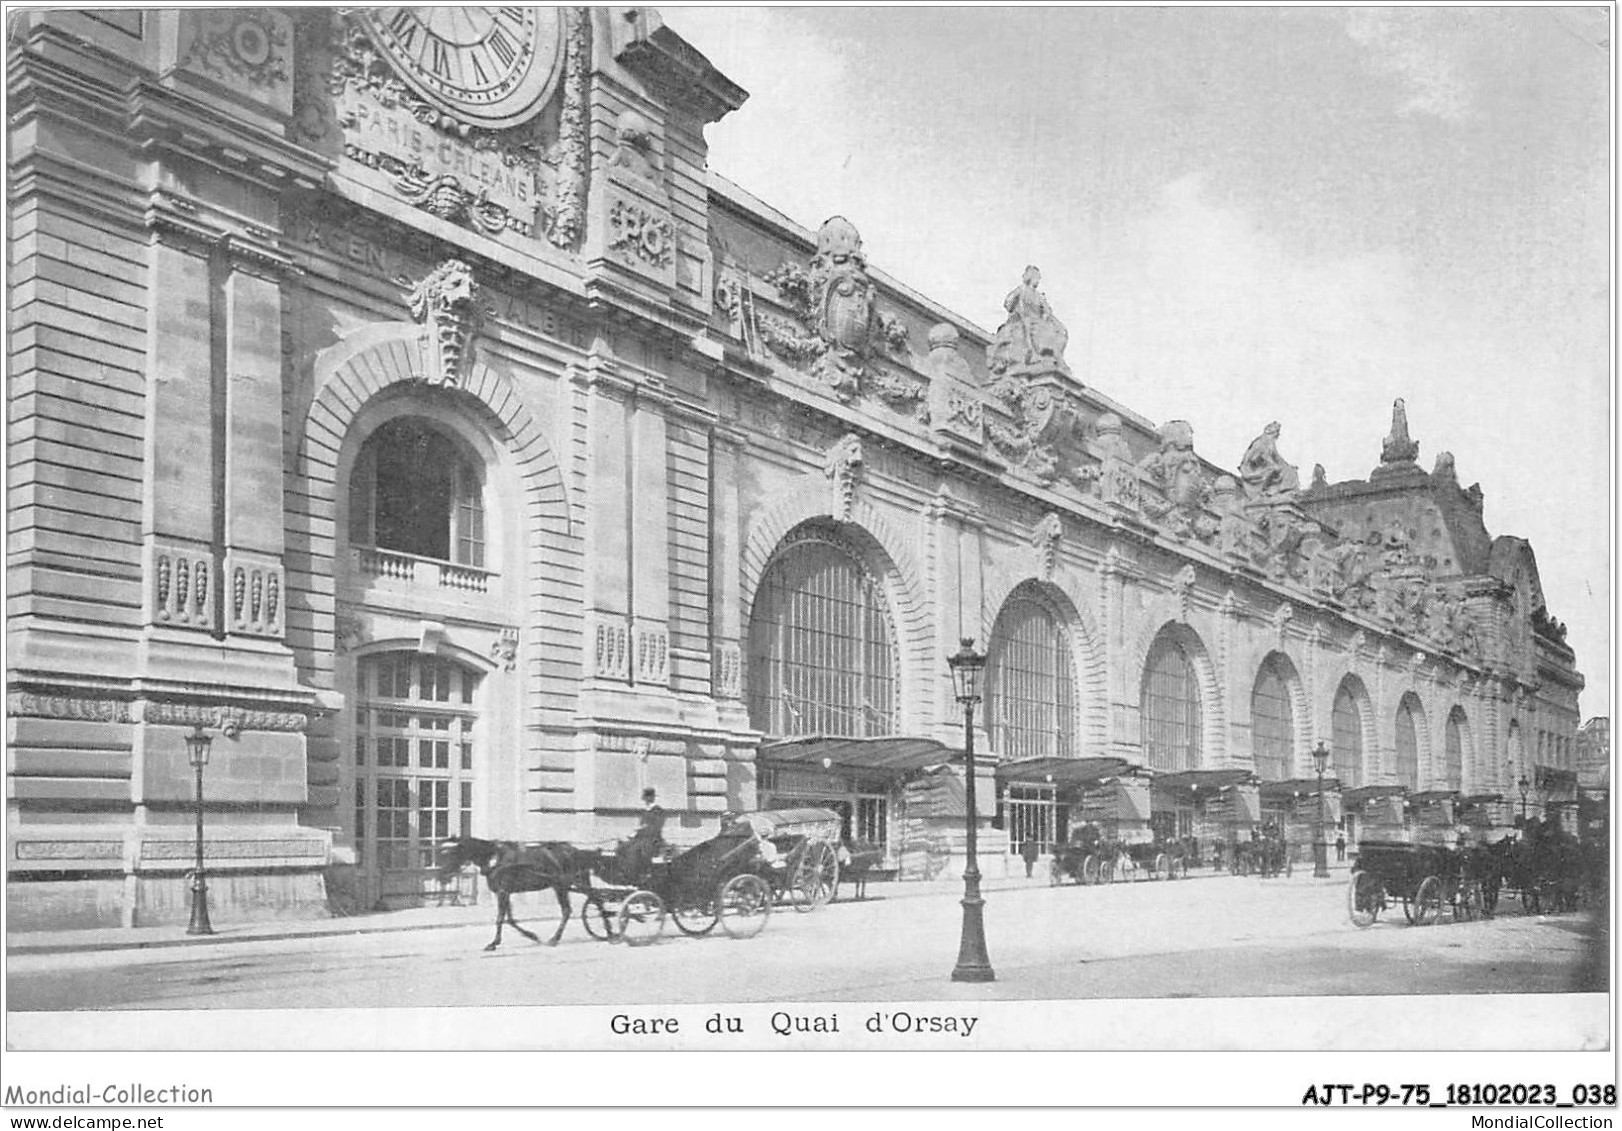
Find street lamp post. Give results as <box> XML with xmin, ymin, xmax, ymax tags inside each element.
<box><xmin>1310</xmin><ymin>740</ymin><xmax>1331</xmax><ymax>878</ymax></box>
<box><xmin>1518</xmin><ymin>775</ymin><xmax>1530</xmax><ymax>824</ymax></box>
<box><xmin>185</xmin><ymin>725</ymin><xmax>215</xmax><ymax>936</ymax></box>
<box><xmin>946</xmin><ymin>637</ymin><xmax>994</xmax><ymax>983</ymax></box>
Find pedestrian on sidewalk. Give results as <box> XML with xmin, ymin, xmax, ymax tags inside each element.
<box><xmin>1021</xmin><ymin>839</ymin><xmax>1039</xmax><ymax>878</ymax></box>
<box><xmin>1334</xmin><ymin>831</ymin><xmax>1346</xmax><ymax>863</ymax></box>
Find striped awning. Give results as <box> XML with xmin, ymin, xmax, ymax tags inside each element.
<box><xmin>758</xmin><ymin>735</ymin><xmax>958</xmax><ymax>775</ymax></box>
<box><xmin>995</xmin><ymin>756</ymin><xmax>1135</xmax><ymax>786</ymax></box>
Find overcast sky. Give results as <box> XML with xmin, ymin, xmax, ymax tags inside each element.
<box><xmin>667</xmin><ymin>5</ymin><xmax>1612</xmax><ymax>719</ymax></box>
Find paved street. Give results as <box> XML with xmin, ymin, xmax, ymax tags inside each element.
<box><xmin>7</xmin><ymin>871</ymin><xmax>1606</xmax><ymax>1012</ymax></box>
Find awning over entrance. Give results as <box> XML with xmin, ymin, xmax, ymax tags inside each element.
<box><xmin>758</xmin><ymin>735</ymin><xmax>958</xmax><ymax>775</ymax></box>
<box><xmin>995</xmin><ymin>756</ymin><xmax>1135</xmax><ymax>787</ymax></box>
<box><xmin>1259</xmin><ymin>777</ymin><xmax>1342</xmax><ymax>800</ymax></box>
<box><xmin>1153</xmin><ymin>769</ymin><xmax>1257</xmax><ymax>793</ymax></box>
<box><xmin>1458</xmin><ymin>793</ymin><xmax>1504</xmax><ymax>807</ymax></box>
<box><xmin>1342</xmin><ymin>784</ymin><xmax>1408</xmax><ymax>806</ymax></box>
<box><xmin>1408</xmin><ymin>789</ymin><xmax>1459</xmax><ymax>806</ymax></box>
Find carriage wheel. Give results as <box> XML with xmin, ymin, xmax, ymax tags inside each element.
<box><xmin>1082</xmin><ymin>854</ymin><xmax>1100</xmax><ymax>885</ymax></box>
<box><xmin>1454</xmin><ymin>879</ymin><xmax>1482</xmax><ymax>923</ymax></box>
<box><xmin>1171</xmin><ymin>856</ymin><xmax>1188</xmax><ymax>880</ymax></box>
<box><xmin>1149</xmin><ymin>853</ymin><xmax>1168</xmax><ymax>881</ymax></box>
<box><xmin>671</xmin><ymin>898</ymin><xmax>720</xmax><ymax>936</ymax></box>
<box><xmin>719</xmin><ymin>874</ymin><xmax>773</xmax><ymax>939</ymax></box>
<box><xmin>617</xmin><ymin>890</ymin><xmax>666</xmax><ymax>946</ymax></box>
<box><xmin>791</xmin><ymin>842</ymin><xmax>839</xmax><ymax>911</ymax></box>
<box><xmin>581</xmin><ymin>895</ymin><xmax>619</xmax><ymax>941</ymax></box>
<box><xmin>1099</xmin><ymin>855</ymin><xmax>1115</xmax><ymax>884</ymax></box>
<box><xmin>1348</xmin><ymin>871</ymin><xmax>1382</xmax><ymax>928</ymax></box>
<box><xmin>1413</xmin><ymin>876</ymin><xmax>1444</xmax><ymax>926</ymax></box>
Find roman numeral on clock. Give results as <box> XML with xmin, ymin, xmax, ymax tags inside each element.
<box><xmin>386</xmin><ymin>9</ymin><xmax>419</xmax><ymax>52</ymax></box>
<box><xmin>428</xmin><ymin>38</ymin><xmax>452</xmax><ymax>80</ymax></box>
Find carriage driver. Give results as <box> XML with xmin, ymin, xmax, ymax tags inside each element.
<box><xmin>619</xmin><ymin>788</ymin><xmax>666</xmax><ymax>882</ymax></box>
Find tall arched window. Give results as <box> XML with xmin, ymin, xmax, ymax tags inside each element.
<box><xmin>987</xmin><ymin>588</ymin><xmax>1076</xmax><ymax>760</ymax></box>
<box><xmin>1251</xmin><ymin>660</ymin><xmax>1294</xmax><ymax>781</ymax></box>
<box><xmin>1141</xmin><ymin>635</ymin><xmax>1202</xmax><ymax>772</ymax></box>
<box><xmin>352</xmin><ymin>651</ymin><xmax>480</xmax><ymax>903</ymax></box>
<box><xmin>350</xmin><ymin>418</ymin><xmax>486</xmax><ymax>566</ymax></box>
<box><xmin>1331</xmin><ymin>681</ymin><xmax>1364</xmax><ymax>789</ymax></box>
<box><xmin>1444</xmin><ymin>707</ymin><xmax>1467</xmax><ymax>791</ymax></box>
<box><xmin>1395</xmin><ymin>694</ymin><xmax>1422</xmax><ymax>790</ymax></box>
<box><xmin>747</xmin><ymin>527</ymin><xmax>896</xmax><ymax>737</ymax></box>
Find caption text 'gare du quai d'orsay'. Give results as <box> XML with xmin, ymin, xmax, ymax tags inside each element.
<box><xmin>5</xmin><ymin>6</ymin><xmax>1591</xmax><ymax>930</ymax></box>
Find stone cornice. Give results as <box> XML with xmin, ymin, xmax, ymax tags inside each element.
<box><xmin>124</xmin><ymin>79</ymin><xmax>329</xmax><ymax>193</ymax></box>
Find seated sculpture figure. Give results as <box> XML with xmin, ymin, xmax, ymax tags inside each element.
<box><xmin>1239</xmin><ymin>421</ymin><xmax>1300</xmax><ymax>501</ymax></box>
<box><xmin>987</xmin><ymin>265</ymin><xmax>1069</xmax><ymax>377</ymax></box>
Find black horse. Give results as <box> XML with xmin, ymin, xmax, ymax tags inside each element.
<box><xmin>435</xmin><ymin>836</ymin><xmax>614</xmax><ymax>950</ymax></box>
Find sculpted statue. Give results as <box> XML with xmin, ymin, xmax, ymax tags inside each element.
<box><xmin>1239</xmin><ymin>421</ymin><xmax>1300</xmax><ymax>501</ymax></box>
<box><xmin>1138</xmin><ymin>421</ymin><xmax>1215</xmax><ymax>538</ymax></box>
<box><xmin>1380</xmin><ymin>397</ymin><xmax>1419</xmax><ymax>465</ymax></box>
<box><xmin>987</xmin><ymin>266</ymin><xmax>1069</xmax><ymax>378</ymax></box>
<box><xmin>1092</xmin><ymin>413</ymin><xmax>1133</xmax><ymax>463</ymax></box>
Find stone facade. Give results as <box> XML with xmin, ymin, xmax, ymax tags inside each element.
<box><xmin>7</xmin><ymin>7</ymin><xmax>1587</xmax><ymax>928</ymax></box>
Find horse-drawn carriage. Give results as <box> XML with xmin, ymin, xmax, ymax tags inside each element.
<box><xmin>1050</xmin><ymin>825</ymin><xmax>1187</xmax><ymax>885</ymax></box>
<box><xmin>435</xmin><ymin>807</ymin><xmax>846</xmax><ymax>950</ymax></box>
<box><xmin>1347</xmin><ymin>839</ymin><xmax>1486</xmax><ymax>928</ymax></box>
<box><xmin>1229</xmin><ymin>830</ymin><xmax>1291</xmax><ymax>878</ymax></box>
<box><xmin>1493</xmin><ymin>819</ymin><xmax>1587</xmax><ymax>916</ymax></box>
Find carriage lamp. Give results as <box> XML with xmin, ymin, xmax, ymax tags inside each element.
<box><xmin>1518</xmin><ymin>776</ymin><xmax>1531</xmax><ymax>823</ymax></box>
<box><xmin>946</xmin><ymin>637</ymin><xmax>994</xmax><ymax>983</ymax></box>
<box><xmin>184</xmin><ymin>725</ymin><xmax>215</xmax><ymax>936</ymax></box>
<box><xmin>1311</xmin><ymin>740</ymin><xmax>1331</xmax><ymax>878</ymax></box>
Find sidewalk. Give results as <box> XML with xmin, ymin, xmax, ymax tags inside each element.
<box><xmin>5</xmin><ymin>859</ymin><xmax>1353</xmax><ymax>959</ymax></box>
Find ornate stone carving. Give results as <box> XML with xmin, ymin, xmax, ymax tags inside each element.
<box><xmin>14</xmin><ymin>840</ymin><xmax>124</xmax><ymax>861</ymax></box>
<box><xmin>759</xmin><ymin>217</ymin><xmax>914</xmax><ymax>404</ymax></box>
<box><xmin>148</xmin><ymin>541</ymin><xmax>216</xmax><ymax>631</ymax></box>
<box><xmin>714</xmin><ymin>643</ymin><xmax>742</xmax><ymax>700</ymax></box>
<box><xmin>1239</xmin><ymin>421</ymin><xmax>1300</xmax><ymax>503</ymax></box>
<box><xmin>224</xmin><ymin>552</ymin><xmax>286</xmax><ymax>640</ymax></box>
<box><xmin>591</xmin><ymin>613</ymin><xmax>630</xmax><ymax>680</ymax></box>
<box><xmin>393</xmin><ymin>168</ymin><xmax>516</xmax><ymax>237</ymax></box>
<box><xmin>987</xmin><ymin>266</ymin><xmax>1069</xmax><ymax>379</ymax></box>
<box><xmin>407</xmin><ymin>260</ymin><xmax>481</xmax><ymax>386</ymax></box>
<box><xmin>1374</xmin><ymin>397</ymin><xmax>1420</xmax><ymax>475</ymax></box>
<box><xmin>1137</xmin><ymin>421</ymin><xmax>1217</xmax><ymax>541</ymax></box>
<box><xmin>607</xmin><ymin>199</ymin><xmax>675</xmax><ymax>268</ymax></box>
<box><xmin>8</xmin><ymin>692</ymin><xmax>133</xmax><ymax>723</ymax></box>
<box><xmin>1171</xmin><ymin>564</ymin><xmax>1198</xmax><ymax>623</ymax></box>
<box><xmin>1271</xmin><ymin>602</ymin><xmax>1294</xmax><ymax>648</ymax></box>
<box><xmin>986</xmin><ymin>381</ymin><xmax>1090</xmax><ymax>487</ymax></box>
<box><xmin>140</xmin><ymin>701</ymin><xmax>308</xmax><ymax>735</ymax></box>
<box><xmin>634</xmin><ymin>624</ymin><xmax>670</xmax><ymax>686</ymax></box>
<box><xmin>179</xmin><ymin>10</ymin><xmax>291</xmax><ymax>91</ymax></box>
<box><xmin>1032</xmin><ymin>513</ymin><xmax>1063</xmax><ymax>580</ymax></box>
<box><xmin>923</xmin><ymin>324</ymin><xmax>984</xmax><ymax>447</ymax></box>
<box><xmin>491</xmin><ymin>628</ymin><xmax>520</xmax><ymax>673</ymax></box>
<box><xmin>1310</xmin><ymin>463</ymin><xmax>1328</xmax><ymax>491</ymax></box>
<box><xmin>824</xmin><ymin>433</ymin><xmax>864</xmax><ymax>522</ymax></box>
<box><xmin>608</xmin><ymin>109</ymin><xmax>661</xmax><ymax>184</ymax></box>
<box><xmin>1085</xmin><ymin>413</ymin><xmax>1139</xmax><ymax>506</ymax></box>
<box><xmin>543</xmin><ymin>8</ymin><xmax>591</xmax><ymax>250</ymax></box>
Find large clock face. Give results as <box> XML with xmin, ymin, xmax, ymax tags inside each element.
<box><xmin>361</xmin><ymin>6</ymin><xmax>564</xmax><ymax>129</ymax></box>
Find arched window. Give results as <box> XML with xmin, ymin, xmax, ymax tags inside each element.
<box><xmin>747</xmin><ymin>528</ymin><xmax>896</xmax><ymax>738</ymax></box>
<box><xmin>1395</xmin><ymin>694</ymin><xmax>1422</xmax><ymax>790</ymax></box>
<box><xmin>1251</xmin><ymin>660</ymin><xmax>1294</xmax><ymax>781</ymax></box>
<box><xmin>350</xmin><ymin>418</ymin><xmax>486</xmax><ymax>566</ymax></box>
<box><xmin>986</xmin><ymin>589</ymin><xmax>1076</xmax><ymax>760</ymax></box>
<box><xmin>352</xmin><ymin>651</ymin><xmax>480</xmax><ymax>904</ymax></box>
<box><xmin>1444</xmin><ymin>707</ymin><xmax>1467</xmax><ymax>791</ymax></box>
<box><xmin>1331</xmin><ymin>681</ymin><xmax>1364</xmax><ymax>789</ymax></box>
<box><xmin>1141</xmin><ymin>636</ymin><xmax>1201</xmax><ymax>772</ymax></box>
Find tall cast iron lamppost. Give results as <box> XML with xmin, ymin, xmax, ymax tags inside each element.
<box><xmin>185</xmin><ymin>725</ymin><xmax>215</xmax><ymax>936</ymax></box>
<box><xmin>1518</xmin><ymin>775</ymin><xmax>1530</xmax><ymax>824</ymax></box>
<box><xmin>1310</xmin><ymin>740</ymin><xmax>1331</xmax><ymax>878</ymax></box>
<box><xmin>946</xmin><ymin>637</ymin><xmax>994</xmax><ymax>983</ymax></box>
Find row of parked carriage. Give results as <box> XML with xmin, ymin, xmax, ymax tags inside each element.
<box><xmin>1347</xmin><ymin>818</ymin><xmax>1599</xmax><ymax>929</ymax></box>
<box><xmin>1047</xmin><ymin>827</ymin><xmax>1297</xmax><ymax>885</ymax></box>
<box><xmin>434</xmin><ymin>808</ymin><xmax>854</xmax><ymax>950</ymax></box>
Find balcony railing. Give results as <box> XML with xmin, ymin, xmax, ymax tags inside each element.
<box><xmin>352</xmin><ymin>546</ymin><xmax>494</xmax><ymax>595</ymax></box>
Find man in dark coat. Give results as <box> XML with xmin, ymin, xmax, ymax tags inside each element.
<box><xmin>1021</xmin><ymin>839</ymin><xmax>1040</xmax><ymax>878</ymax></box>
<box><xmin>619</xmin><ymin>788</ymin><xmax>666</xmax><ymax>883</ymax></box>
